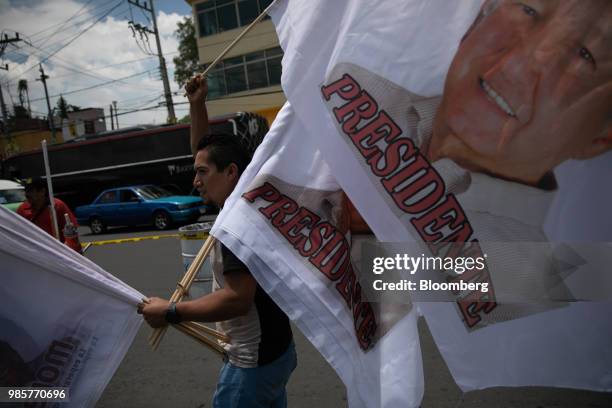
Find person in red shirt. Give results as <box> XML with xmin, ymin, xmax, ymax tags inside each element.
<box><xmin>17</xmin><ymin>178</ymin><xmax>81</xmax><ymax>253</ymax></box>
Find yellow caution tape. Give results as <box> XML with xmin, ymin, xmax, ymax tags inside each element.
<box><xmin>179</xmin><ymin>232</ymin><xmax>210</xmax><ymax>240</ymax></box>
<box><xmin>82</xmin><ymin>233</ymin><xmax>180</xmax><ymax>246</ymax></box>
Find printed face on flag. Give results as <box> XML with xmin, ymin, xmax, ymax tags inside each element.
<box><xmin>437</xmin><ymin>0</ymin><xmax>612</xmax><ymax>174</ymax></box>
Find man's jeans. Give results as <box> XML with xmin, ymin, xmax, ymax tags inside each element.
<box><xmin>213</xmin><ymin>342</ymin><xmax>297</xmax><ymax>408</ymax></box>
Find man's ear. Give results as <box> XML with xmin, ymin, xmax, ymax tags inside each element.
<box><xmin>226</xmin><ymin>163</ymin><xmax>240</xmax><ymax>181</ymax></box>
<box><xmin>574</xmin><ymin>127</ymin><xmax>612</xmax><ymax>160</ymax></box>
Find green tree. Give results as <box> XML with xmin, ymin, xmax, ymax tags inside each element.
<box><xmin>17</xmin><ymin>79</ymin><xmax>31</xmax><ymax>117</ymax></box>
<box><xmin>178</xmin><ymin>114</ymin><xmax>191</xmax><ymax>124</ymax></box>
<box><xmin>56</xmin><ymin>95</ymin><xmax>69</xmax><ymax>119</ymax></box>
<box><xmin>173</xmin><ymin>16</ymin><xmax>201</xmax><ymax>87</ymax></box>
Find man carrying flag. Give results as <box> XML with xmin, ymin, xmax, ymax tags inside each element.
<box><xmin>140</xmin><ymin>76</ymin><xmax>296</xmax><ymax>408</ymax></box>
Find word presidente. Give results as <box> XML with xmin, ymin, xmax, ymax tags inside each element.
<box><xmin>321</xmin><ymin>73</ymin><xmax>496</xmax><ymax>327</ymax></box>
<box><xmin>243</xmin><ymin>182</ymin><xmax>377</xmax><ymax>350</ymax></box>
<box><xmin>373</xmin><ymin>254</ymin><xmax>487</xmax><ymax>275</ymax></box>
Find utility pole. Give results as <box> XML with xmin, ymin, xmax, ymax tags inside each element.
<box><xmin>0</xmin><ymin>79</ymin><xmax>11</xmax><ymax>141</ymax></box>
<box><xmin>113</xmin><ymin>100</ymin><xmax>119</xmax><ymax>128</ymax></box>
<box><xmin>127</xmin><ymin>0</ymin><xmax>176</xmax><ymax>123</ymax></box>
<box><xmin>0</xmin><ymin>33</ymin><xmax>24</xmax><ymax>143</ymax></box>
<box><xmin>37</xmin><ymin>64</ymin><xmax>57</xmax><ymax>143</ymax></box>
<box><xmin>0</xmin><ymin>32</ymin><xmax>21</xmax><ymax>47</ymax></box>
<box><xmin>109</xmin><ymin>104</ymin><xmax>114</xmax><ymax>130</ymax></box>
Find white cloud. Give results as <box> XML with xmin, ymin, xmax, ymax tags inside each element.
<box><xmin>0</xmin><ymin>0</ymin><xmax>190</xmax><ymax>128</ymax></box>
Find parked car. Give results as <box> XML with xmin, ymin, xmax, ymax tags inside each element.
<box><xmin>0</xmin><ymin>179</ymin><xmax>25</xmax><ymax>212</ymax></box>
<box><xmin>76</xmin><ymin>185</ymin><xmax>210</xmax><ymax>234</ymax></box>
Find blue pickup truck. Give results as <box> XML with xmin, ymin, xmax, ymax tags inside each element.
<box><xmin>76</xmin><ymin>185</ymin><xmax>210</xmax><ymax>234</ymax></box>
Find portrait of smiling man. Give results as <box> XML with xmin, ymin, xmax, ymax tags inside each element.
<box><xmin>320</xmin><ymin>0</ymin><xmax>612</xmax><ymax>325</ymax></box>
<box><xmin>429</xmin><ymin>0</ymin><xmax>612</xmax><ymax>186</ymax></box>
<box><xmin>324</xmin><ymin>0</ymin><xmax>612</xmax><ymax>232</ymax></box>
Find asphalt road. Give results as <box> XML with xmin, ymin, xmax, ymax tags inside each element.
<box><xmin>79</xmin><ymin>219</ymin><xmax>612</xmax><ymax>408</ymax></box>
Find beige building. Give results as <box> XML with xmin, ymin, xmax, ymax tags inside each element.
<box><xmin>186</xmin><ymin>0</ymin><xmax>285</xmax><ymax>125</ymax></box>
<box><xmin>60</xmin><ymin>108</ymin><xmax>107</xmax><ymax>141</ymax></box>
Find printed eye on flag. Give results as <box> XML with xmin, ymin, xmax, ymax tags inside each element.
<box><xmin>212</xmin><ymin>0</ymin><xmax>612</xmax><ymax>406</ymax></box>
<box><xmin>0</xmin><ymin>206</ymin><xmax>143</xmax><ymax>407</ymax></box>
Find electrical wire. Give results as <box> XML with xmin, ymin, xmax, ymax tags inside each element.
<box><xmin>28</xmin><ymin>69</ymin><xmax>154</xmax><ymax>102</ymax></box>
<box><xmin>4</xmin><ymin>44</ymin><xmax>160</xmax><ymax>94</ymax></box>
<box><xmin>2</xmin><ymin>1</ymin><xmax>123</xmax><ymax>84</ymax></box>
<box><xmin>6</xmin><ymin>1</ymin><xmax>120</xmax><ymax>47</ymax></box>
<box><xmin>36</xmin><ymin>0</ymin><xmax>99</xmax><ymax>50</ymax></box>
<box><xmin>36</xmin><ymin>6</ymin><xmax>130</xmax><ymax>59</ymax></box>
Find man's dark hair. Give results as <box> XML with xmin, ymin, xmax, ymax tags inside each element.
<box><xmin>24</xmin><ymin>177</ymin><xmax>47</xmax><ymax>192</ymax></box>
<box><xmin>196</xmin><ymin>134</ymin><xmax>251</xmax><ymax>175</ymax></box>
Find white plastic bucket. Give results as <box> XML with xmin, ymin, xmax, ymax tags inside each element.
<box><xmin>178</xmin><ymin>222</ymin><xmax>214</xmax><ymax>298</ymax></box>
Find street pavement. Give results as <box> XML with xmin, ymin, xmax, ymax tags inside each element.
<box><xmin>79</xmin><ymin>220</ymin><xmax>612</xmax><ymax>408</ymax></box>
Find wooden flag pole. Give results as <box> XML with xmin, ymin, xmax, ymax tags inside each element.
<box><xmin>175</xmin><ymin>322</ymin><xmax>226</xmax><ymax>356</ymax></box>
<box><xmin>200</xmin><ymin>0</ymin><xmax>279</xmax><ymax>78</ymax></box>
<box><xmin>181</xmin><ymin>321</ymin><xmax>230</xmax><ymax>343</ymax></box>
<box><xmin>41</xmin><ymin>140</ymin><xmax>60</xmax><ymax>240</ymax></box>
<box><xmin>149</xmin><ymin>234</ymin><xmax>216</xmax><ymax>349</ymax></box>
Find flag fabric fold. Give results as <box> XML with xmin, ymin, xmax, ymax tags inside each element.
<box><xmin>212</xmin><ymin>0</ymin><xmax>612</xmax><ymax>406</ymax></box>
<box><xmin>213</xmin><ymin>103</ymin><xmax>424</xmax><ymax>407</ymax></box>
<box><xmin>0</xmin><ymin>206</ymin><xmax>143</xmax><ymax>407</ymax></box>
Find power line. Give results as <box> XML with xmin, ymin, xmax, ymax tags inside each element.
<box><xmin>115</xmin><ymin>103</ymin><xmax>161</xmax><ymax>117</ymax></box>
<box><xmin>32</xmin><ymin>5</ymin><xmax>130</xmax><ymax>58</ymax></box>
<box><xmin>24</xmin><ymin>45</ymin><xmax>160</xmax><ymax>92</ymax></box>
<box><xmin>20</xmin><ymin>2</ymin><xmax>127</xmax><ymax>54</ymax></box>
<box><xmin>3</xmin><ymin>46</ymin><xmax>161</xmax><ymax>99</ymax></box>
<box><xmin>1</xmin><ymin>7</ymin><xmax>168</xmax><ymax>94</ymax></box>
<box><xmin>6</xmin><ymin>1</ymin><xmax>120</xmax><ymax>47</ymax></box>
<box><xmin>8</xmin><ymin>48</ymin><xmax>114</xmax><ymax>83</ymax></box>
<box><xmin>2</xmin><ymin>1</ymin><xmax>123</xmax><ymax>85</ymax></box>
<box><xmin>109</xmin><ymin>91</ymin><xmax>163</xmax><ymax>106</ymax></box>
<box><xmin>6</xmin><ymin>49</ymin><xmax>161</xmax><ymax>76</ymax></box>
<box><xmin>4</xmin><ymin>2</ymin><xmax>124</xmax><ymax>69</ymax></box>
<box><xmin>29</xmin><ymin>69</ymin><xmax>154</xmax><ymax>102</ymax></box>
<box><xmin>4</xmin><ymin>48</ymin><xmax>179</xmax><ymax>84</ymax></box>
<box><xmin>36</xmin><ymin>0</ymin><xmax>99</xmax><ymax>50</ymax></box>
<box><xmin>78</xmin><ymin>55</ymin><xmax>160</xmax><ymax>71</ymax></box>
<box><xmin>118</xmin><ymin>93</ymin><xmax>164</xmax><ymax>109</ymax></box>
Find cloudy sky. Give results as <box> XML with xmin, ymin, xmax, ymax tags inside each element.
<box><xmin>0</xmin><ymin>0</ymin><xmax>193</xmax><ymax>129</ymax></box>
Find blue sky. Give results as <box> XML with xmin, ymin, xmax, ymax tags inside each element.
<box><xmin>6</xmin><ymin>0</ymin><xmax>192</xmax><ymax>16</ymax></box>
<box><xmin>0</xmin><ymin>0</ymin><xmax>195</xmax><ymax>127</ymax></box>
<box><xmin>153</xmin><ymin>0</ymin><xmax>192</xmax><ymax>16</ymax></box>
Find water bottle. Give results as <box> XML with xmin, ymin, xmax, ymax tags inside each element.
<box><xmin>63</xmin><ymin>213</ymin><xmax>82</xmax><ymax>254</ymax></box>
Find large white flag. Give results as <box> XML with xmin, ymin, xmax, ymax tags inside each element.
<box><xmin>213</xmin><ymin>103</ymin><xmax>424</xmax><ymax>407</ymax></box>
<box><xmin>213</xmin><ymin>0</ymin><xmax>612</xmax><ymax>406</ymax></box>
<box><xmin>0</xmin><ymin>206</ymin><xmax>143</xmax><ymax>407</ymax></box>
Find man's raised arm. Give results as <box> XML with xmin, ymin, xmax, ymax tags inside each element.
<box><xmin>185</xmin><ymin>74</ymin><xmax>210</xmax><ymax>156</ymax></box>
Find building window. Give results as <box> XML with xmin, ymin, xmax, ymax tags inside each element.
<box><xmin>97</xmin><ymin>191</ymin><xmax>117</xmax><ymax>204</ymax></box>
<box><xmin>84</xmin><ymin>120</ymin><xmax>95</xmax><ymax>135</ymax></box>
<box><xmin>206</xmin><ymin>47</ymin><xmax>283</xmax><ymax>99</ymax></box>
<box><xmin>196</xmin><ymin>0</ymin><xmax>271</xmax><ymax>38</ymax></box>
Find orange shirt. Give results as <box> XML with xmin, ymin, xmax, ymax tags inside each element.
<box><xmin>17</xmin><ymin>198</ymin><xmax>78</xmax><ymax>243</ymax></box>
